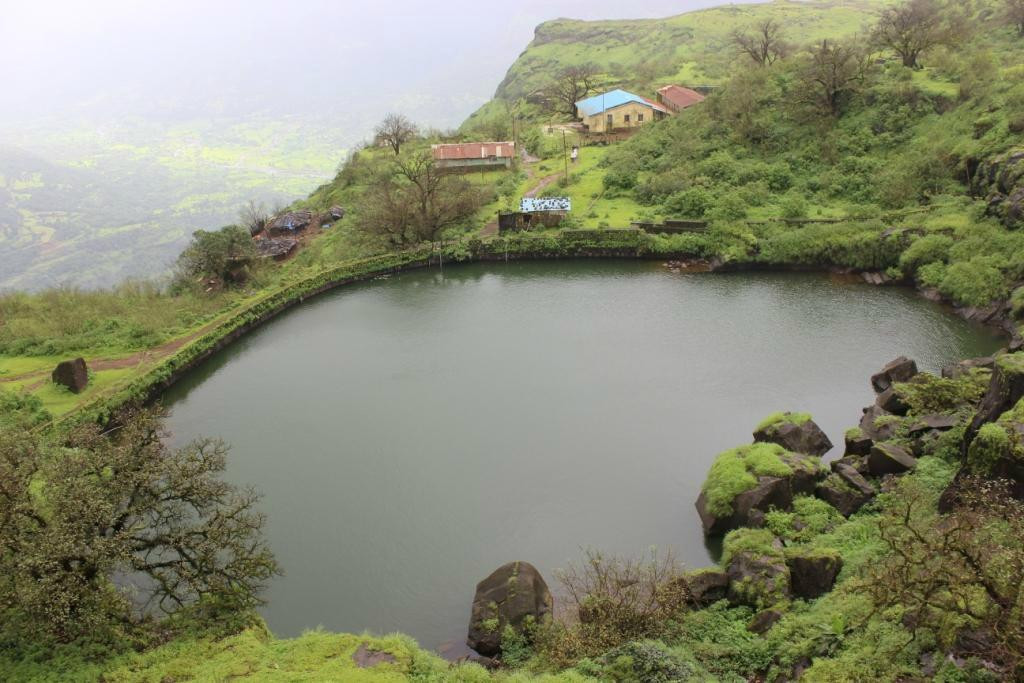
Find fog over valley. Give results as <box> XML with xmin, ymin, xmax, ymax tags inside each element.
<box><xmin>0</xmin><ymin>0</ymin><xmax>742</xmax><ymax>290</ymax></box>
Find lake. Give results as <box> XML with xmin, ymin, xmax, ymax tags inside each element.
<box><xmin>163</xmin><ymin>260</ymin><xmax>1003</xmax><ymax>652</ymax></box>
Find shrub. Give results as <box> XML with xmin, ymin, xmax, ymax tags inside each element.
<box><xmin>663</xmin><ymin>188</ymin><xmax>712</xmax><ymax>217</ymax></box>
<box><xmin>708</xmin><ymin>194</ymin><xmax>748</xmax><ymax>223</ymax></box>
<box><xmin>899</xmin><ymin>234</ymin><xmax>953</xmax><ymax>275</ymax></box>
<box><xmin>539</xmin><ymin>548</ymin><xmax>689</xmax><ymax>662</ymax></box>
<box><xmin>938</xmin><ymin>256</ymin><xmax>1009</xmax><ymax>307</ymax></box>
<box><xmin>778</xmin><ymin>192</ymin><xmax>808</xmax><ymax>219</ymax></box>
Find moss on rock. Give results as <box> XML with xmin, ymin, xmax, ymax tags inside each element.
<box><xmin>701</xmin><ymin>443</ymin><xmax>795</xmax><ymax>518</ymax></box>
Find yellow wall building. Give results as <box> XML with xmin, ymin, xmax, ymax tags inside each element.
<box><xmin>575</xmin><ymin>89</ymin><xmax>668</xmax><ymax>133</ymax></box>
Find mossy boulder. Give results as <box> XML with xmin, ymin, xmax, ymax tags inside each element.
<box><xmin>859</xmin><ymin>404</ymin><xmax>898</xmax><ymax>442</ymax></box>
<box><xmin>753</xmin><ymin>412</ymin><xmax>833</xmax><ymax>456</ymax></box>
<box><xmin>723</xmin><ymin>529</ymin><xmax>791</xmax><ymax>609</ymax></box>
<box><xmin>870</xmin><ymin>356</ymin><xmax>918</xmax><ymax>393</ymax></box>
<box><xmin>876</xmin><ymin>386</ymin><xmax>909</xmax><ymax>415</ymax></box>
<box><xmin>816</xmin><ymin>466</ymin><xmax>875</xmax><ymax>517</ymax></box>
<box><xmin>785</xmin><ymin>547</ymin><xmax>843</xmax><ymax>600</ymax></box>
<box><xmin>52</xmin><ymin>358</ymin><xmax>89</xmax><ymax>393</ymax></box>
<box><xmin>695</xmin><ymin>443</ymin><xmax>826</xmax><ymax>536</ymax></box>
<box><xmin>467</xmin><ymin>561</ymin><xmax>552</xmax><ymax>657</ymax></box>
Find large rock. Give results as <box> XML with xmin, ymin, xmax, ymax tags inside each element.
<box><xmin>907</xmin><ymin>414</ymin><xmax>959</xmax><ymax>436</ymax></box>
<box><xmin>51</xmin><ymin>358</ymin><xmax>89</xmax><ymax>393</ymax></box>
<box><xmin>726</xmin><ymin>550</ymin><xmax>791</xmax><ymax>608</ymax></box>
<box><xmin>860</xmin><ymin>404</ymin><xmax>898</xmax><ymax>442</ymax></box>
<box><xmin>816</xmin><ymin>473</ymin><xmax>874</xmax><ymax>516</ymax></box>
<box><xmin>747</xmin><ymin>609</ymin><xmax>783</xmax><ymax>634</ymax></box>
<box><xmin>467</xmin><ymin>561</ymin><xmax>552</xmax><ymax>657</ymax></box>
<box><xmin>876</xmin><ymin>386</ymin><xmax>909</xmax><ymax>415</ymax></box>
<box><xmin>786</xmin><ymin>550</ymin><xmax>843</xmax><ymax>600</ymax></box>
<box><xmin>868</xmin><ymin>442</ymin><xmax>917</xmax><ymax>475</ymax></box>
<box><xmin>834</xmin><ymin>463</ymin><xmax>876</xmax><ymax>497</ymax></box>
<box><xmin>843</xmin><ymin>428</ymin><xmax>873</xmax><ymax>456</ymax></box>
<box><xmin>871</xmin><ymin>356</ymin><xmax>918</xmax><ymax>394</ymax></box>
<box><xmin>679</xmin><ymin>569</ymin><xmax>730</xmax><ymax>607</ymax></box>
<box><xmin>753</xmin><ymin>413</ymin><xmax>833</xmax><ymax>456</ymax></box>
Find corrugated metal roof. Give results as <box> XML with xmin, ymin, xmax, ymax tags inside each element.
<box><xmin>521</xmin><ymin>197</ymin><xmax>571</xmax><ymax>213</ymax></box>
<box><xmin>575</xmin><ymin>89</ymin><xmax>668</xmax><ymax>117</ymax></box>
<box><xmin>431</xmin><ymin>142</ymin><xmax>515</xmax><ymax>161</ymax></box>
<box><xmin>657</xmin><ymin>85</ymin><xmax>706</xmax><ymax>111</ymax></box>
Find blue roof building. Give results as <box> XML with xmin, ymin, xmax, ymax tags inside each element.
<box><xmin>574</xmin><ymin>89</ymin><xmax>668</xmax><ymax>133</ymax></box>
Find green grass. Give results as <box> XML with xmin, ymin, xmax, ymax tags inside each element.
<box><xmin>755</xmin><ymin>411</ymin><xmax>812</xmax><ymax>433</ymax></box>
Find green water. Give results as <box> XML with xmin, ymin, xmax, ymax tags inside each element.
<box><xmin>163</xmin><ymin>260</ymin><xmax>1003</xmax><ymax>652</ymax></box>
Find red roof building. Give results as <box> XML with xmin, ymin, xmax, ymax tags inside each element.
<box><xmin>431</xmin><ymin>142</ymin><xmax>515</xmax><ymax>169</ymax></box>
<box><xmin>656</xmin><ymin>85</ymin><xmax>706</xmax><ymax>114</ymax></box>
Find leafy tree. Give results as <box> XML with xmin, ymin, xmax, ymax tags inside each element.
<box><xmin>795</xmin><ymin>39</ymin><xmax>872</xmax><ymax>118</ymax></box>
<box><xmin>871</xmin><ymin>0</ymin><xmax>961</xmax><ymax>69</ymax></box>
<box><xmin>731</xmin><ymin>19</ymin><xmax>788</xmax><ymax>67</ymax></box>
<box><xmin>174</xmin><ymin>225</ymin><xmax>256</xmax><ymax>289</ymax></box>
<box><xmin>356</xmin><ymin>152</ymin><xmax>485</xmax><ymax>245</ymax></box>
<box><xmin>546</xmin><ymin>64</ymin><xmax>599</xmax><ymax>118</ymax></box>
<box><xmin>374</xmin><ymin>113</ymin><xmax>418</xmax><ymax>155</ymax></box>
<box><xmin>0</xmin><ymin>407</ymin><xmax>278</xmax><ymax>644</ymax></box>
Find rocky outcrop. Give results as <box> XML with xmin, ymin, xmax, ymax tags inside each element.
<box><xmin>747</xmin><ymin>609</ymin><xmax>783</xmax><ymax>634</ymax></box>
<box><xmin>816</xmin><ymin>464</ymin><xmax>876</xmax><ymax>516</ymax></box>
<box><xmin>942</xmin><ymin>355</ymin><xmax>995</xmax><ymax>379</ymax></box>
<box><xmin>871</xmin><ymin>356</ymin><xmax>918</xmax><ymax>394</ymax></box>
<box><xmin>52</xmin><ymin>358</ymin><xmax>89</xmax><ymax>393</ymax></box>
<box><xmin>868</xmin><ymin>442</ymin><xmax>917</xmax><ymax>475</ymax></box>
<box><xmin>963</xmin><ymin>353</ymin><xmax>1024</xmax><ymax>455</ymax></box>
<box><xmin>753</xmin><ymin>413</ymin><xmax>833</xmax><ymax>456</ymax></box>
<box><xmin>860</xmin><ymin>404</ymin><xmax>898</xmax><ymax>442</ymax></box>
<box><xmin>786</xmin><ymin>549</ymin><xmax>843</xmax><ymax>600</ymax></box>
<box><xmin>696</xmin><ymin>449</ymin><xmax>826</xmax><ymax>536</ymax></box>
<box><xmin>844</xmin><ymin>428</ymin><xmax>874</xmax><ymax>456</ymax></box>
<box><xmin>876</xmin><ymin>386</ymin><xmax>909</xmax><ymax>415</ymax></box>
<box><xmin>971</xmin><ymin>148</ymin><xmax>1024</xmax><ymax>229</ymax></box>
<box><xmin>467</xmin><ymin>561</ymin><xmax>552</xmax><ymax>657</ymax></box>
<box><xmin>679</xmin><ymin>569</ymin><xmax>730</xmax><ymax>607</ymax></box>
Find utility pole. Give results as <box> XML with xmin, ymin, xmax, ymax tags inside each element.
<box><xmin>562</xmin><ymin>129</ymin><xmax>568</xmax><ymax>181</ymax></box>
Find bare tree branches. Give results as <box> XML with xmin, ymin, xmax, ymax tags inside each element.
<box><xmin>871</xmin><ymin>0</ymin><xmax>961</xmax><ymax>69</ymax></box>
<box><xmin>239</xmin><ymin>199</ymin><xmax>269</xmax><ymax>237</ymax></box>
<box><xmin>795</xmin><ymin>39</ymin><xmax>872</xmax><ymax>118</ymax></box>
<box><xmin>356</xmin><ymin>152</ymin><xmax>485</xmax><ymax>245</ymax></box>
<box><xmin>546</xmin><ymin>64</ymin><xmax>599</xmax><ymax>118</ymax></box>
<box><xmin>862</xmin><ymin>476</ymin><xmax>1024</xmax><ymax>675</ymax></box>
<box><xmin>374</xmin><ymin>113</ymin><xmax>418</xmax><ymax>155</ymax></box>
<box><xmin>731</xmin><ymin>19</ymin><xmax>789</xmax><ymax>67</ymax></box>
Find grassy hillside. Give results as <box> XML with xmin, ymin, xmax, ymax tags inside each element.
<box><xmin>463</xmin><ymin>0</ymin><xmax>889</xmax><ymax>132</ymax></box>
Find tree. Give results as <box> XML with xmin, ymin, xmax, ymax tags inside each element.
<box><xmin>374</xmin><ymin>113</ymin><xmax>418</xmax><ymax>155</ymax></box>
<box><xmin>174</xmin><ymin>225</ymin><xmax>256</xmax><ymax>289</ymax></box>
<box><xmin>1006</xmin><ymin>0</ymin><xmax>1024</xmax><ymax>36</ymax></box>
<box><xmin>731</xmin><ymin>19</ymin><xmax>788</xmax><ymax>67</ymax></box>
<box><xmin>239</xmin><ymin>199</ymin><xmax>269</xmax><ymax>236</ymax></box>
<box><xmin>0</xmin><ymin>407</ymin><xmax>278</xmax><ymax>644</ymax></box>
<box><xmin>795</xmin><ymin>39</ymin><xmax>872</xmax><ymax>118</ymax></box>
<box><xmin>356</xmin><ymin>152</ymin><xmax>485</xmax><ymax>245</ymax></box>
<box><xmin>863</xmin><ymin>476</ymin><xmax>1024</xmax><ymax>675</ymax></box>
<box><xmin>871</xmin><ymin>0</ymin><xmax>959</xmax><ymax>69</ymax></box>
<box><xmin>546</xmin><ymin>64</ymin><xmax>599</xmax><ymax>119</ymax></box>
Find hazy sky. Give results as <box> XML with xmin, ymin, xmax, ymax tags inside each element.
<box><xmin>0</xmin><ymin>0</ymin><xmax>760</xmax><ymax>130</ymax></box>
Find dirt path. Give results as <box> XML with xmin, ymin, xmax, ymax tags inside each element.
<box><xmin>1</xmin><ymin>319</ymin><xmax>223</xmax><ymax>390</ymax></box>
